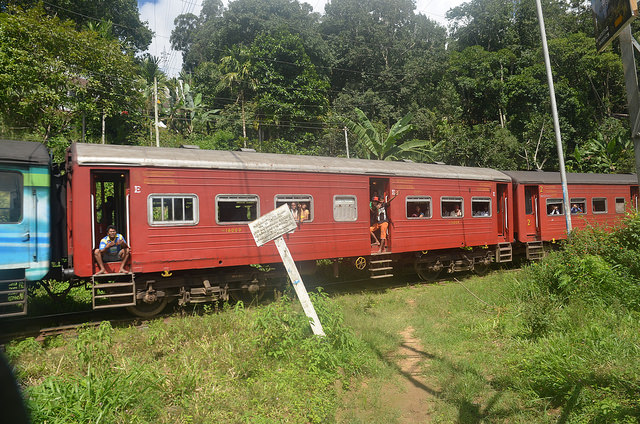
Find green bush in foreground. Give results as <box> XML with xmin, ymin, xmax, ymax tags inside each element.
<box><xmin>508</xmin><ymin>214</ymin><xmax>640</xmax><ymax>422</ymax></box>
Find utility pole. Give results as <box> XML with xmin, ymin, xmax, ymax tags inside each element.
<box><xmin>535</xmin><ymin>0</ymin><xmax>572</xmax><ymax>233</ymax></box>
<box><xmin>101</xmin><ymin>111</ymin><xmax>105</xmax><ymax>144</ymax></box>
<box><xmin>344</xmin><ymin>126</ymin><xmax>350</xmax><ymax>158</ymax></box>
<box><xmin>154</xmin><ymin>76</ymin><xmax>160</xmax><ymax>148</ymax></box>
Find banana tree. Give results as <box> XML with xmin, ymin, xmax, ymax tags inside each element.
<box><xmin>342</xmin><ymin>108</ymin><xmax>441</xmax><ymax>161</ymax></box>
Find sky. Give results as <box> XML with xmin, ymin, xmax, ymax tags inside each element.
<box><xmin>138</xmin><ymin>0</ymin><xmax>467</xmax><ymax>76</ymax></box>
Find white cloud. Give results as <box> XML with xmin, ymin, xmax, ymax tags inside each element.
<box><xmin>138</xmin><ymin>0</ymin><xmax>464</xmax><ymax>76</ymax></box>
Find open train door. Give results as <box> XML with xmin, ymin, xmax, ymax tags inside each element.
<box><xmin>496</xmin><ymin>183</ymin><xmax>508</xmax><ymax>240</ymax></box>
<box><xmin>369</xmin><ymin>177</ymin><xmax>391</xmax><ymax>251</ymax></box>
<box><xmin>632</xmin><ymin>186</ymin><xmax>639</xmax><ymax>211</ymax></box>
<box><xmin>91</xmin><ymin>171</ymin><xmax>130</xmax><ymax>249</ymax></box>
<box><xmin>524</xmin><ymin>185</ymin><xmax>541</xmax><ymax>240</ymax></box>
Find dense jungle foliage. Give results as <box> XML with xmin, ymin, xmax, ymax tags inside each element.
<box><xmin>0</xmin><ymin>0</ymin><xmax>637</xmax><ymax>173</ymax></box>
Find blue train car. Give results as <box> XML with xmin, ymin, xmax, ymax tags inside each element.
<box><xmin>0</xmin><ymin>140</ymin><xmax>51</xmax><ymax>316</ymax></box>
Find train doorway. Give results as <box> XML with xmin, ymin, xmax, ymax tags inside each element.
<box><xmin>369</xmin><ymin>177</ymin><xmax>392</xmax><ymax>252</ymax></box>
<box><xmin>91</xmin><ymin>171</ymin><xmax>129</xmax><ymax>249</ymax></box>
<box><xmin>632</xmin><ymin>186</ymin><xmax>639</xmax><ymax>211</ymax></box>
<box><xmin>524</xmin><ymin>185</ymin><xmax>540</xmax><ymax>239</ymax></box>
<box><xmin>496</xmin><ymin>184</ymin><xmax>508</xmax><ymax>239</ymax></box>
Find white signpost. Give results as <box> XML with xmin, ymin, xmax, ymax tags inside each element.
<box><xmin>248</xmin><ymin>204</ymin><xmax>325</xmax><ymax>337</ymax></box>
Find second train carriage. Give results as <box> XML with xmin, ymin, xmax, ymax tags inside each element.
<box><xmin>504</xmin><ymin>171</ymin><xmax>640</xmax><ymax>259</ymax></box>
<box><xmin>65</xmin><ymin>143</ymin><xmax>516</xmax><ymax>313</ymax></box>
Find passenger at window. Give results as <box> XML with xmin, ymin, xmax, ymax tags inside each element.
<box><xmin>550</xmin><ymin>205</ymin><xmax>560</xmax><ymax>215</ymax></box>
<box><xmin>94</xmin><ymin>225</ymin><xmax>130</xmax><ymax>274</ymax></box>
<box><xmin>570</xmin><ymin>204</ymin><xmax>582</xmax><ymax>214</ymax></box>
<box><xmin>300</xmin><ymin>203</ymin><xmax>310</xmax><ymax>222</ymax></box>
<box><xmin>289</xmin><ymin>202</ymin><xmax>300</xmax><ymax>222</ymax></box>
<box><xmin>452</xmin><ymin>205</ymin><xmax>462</xmax><ymax>217</ymax></box>
<box><xmin>411</xmin><ymin>205</ymin><xmax>424</xmax><ymax>217</ymax></box>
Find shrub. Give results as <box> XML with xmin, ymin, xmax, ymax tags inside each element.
<box><xmin>252</xmin><ymin>290</ymin><xmax>370</xmax><ymax>377</ymax></box>
<box><xmin>506</xmin><ymin>214</ymin><xmax>640</xmax><ymax>421</ymax></box>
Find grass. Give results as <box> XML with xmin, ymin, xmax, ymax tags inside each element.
<box><xmin>6</xmin><ymin>216</ymin><xmax>640</xmax><ymax>423</ymax></box>
<box><xmin>334</xmin><ymin>272</ymin><xmax>552</xmax><ymax>423</ymax></box>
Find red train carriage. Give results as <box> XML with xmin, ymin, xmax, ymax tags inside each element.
<box><xmin>503</xmin><ymin>171</ymin><xmax>639</xmax><ymax>258</ymax></box>
<box><xmin>65</xmin><ymin>143</ymin><xmax>515</xmax><ymax>315</ymax></box>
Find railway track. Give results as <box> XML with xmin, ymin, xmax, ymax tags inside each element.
<box><xmin>0</xmin><ymin>267</ymin><xmax>516</xmax><ymax>344</ymax></box>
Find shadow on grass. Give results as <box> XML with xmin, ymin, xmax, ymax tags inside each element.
<box><xmin>556</xmin><ymin>384</ymin><xmax>582</xmax><ymax>424</ymax></box>
<box><xmin>370</xmin><ymin>336</ymin><xmax>518</xmax><ymax>423</ymax></box>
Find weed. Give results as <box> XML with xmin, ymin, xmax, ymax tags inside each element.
<box><xmin>27</xmin><ymin>364</ymin><xmax>161</xmax><ymax>423</ymax></box>
<box><xmin>5</xmin><ymin>337</ymin><xmax>42</xmax><ymax>360</ymax></box>
<box><xmin>75</xmin><ymin>321</ymin><xmax>114</xmax><ymax>369</ymax></box>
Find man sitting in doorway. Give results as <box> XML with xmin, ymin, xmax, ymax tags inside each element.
<box><xmin>94</xmin><ymin>225</ymin><xmax>130</xmax><ymax>274</ymax></box>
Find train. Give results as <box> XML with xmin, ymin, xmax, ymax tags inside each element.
<box><xmin>1</xmin><ymin>139</ymin><xmax>638</xmax><ymax>318</ymax></box>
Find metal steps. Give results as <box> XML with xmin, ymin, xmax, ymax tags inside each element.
<box><xmin>495</xmin><ymin>242</ymin><xmax>513</xmax><ymax>263</ymax></box>
<box><xmin>369</xmin><ymin>255</ymin><xmax>394</xmax><ymax>279</ymax></box>
<box><xmin>526</xmin><ymin>241</ymin><xmax>545</xmax><ymax>260</ymax></box>
<box><xmin>91</xmin><ymin>273</ymin><xmax>136</xmax><ymax>310</ymax></box>
<box><xmin>0</xmin><ymin>278</ymin><xmax>27</xmax><ymax>317</ymax></box>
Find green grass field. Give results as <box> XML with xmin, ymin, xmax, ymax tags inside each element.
<box><xmin>5</xmin><ymin>215</ymin><xmax>640</xmax><ymax>423</ymax></box>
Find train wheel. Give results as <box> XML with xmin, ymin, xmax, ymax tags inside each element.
<box><xmin>126</xmin><ymin>297</ymin><xmax>168</xmax><ymax>318</ymax></box>
<box><xmin>230</xmin><ymin>282</ymin><xmax>266</xmax><ymax>305</ymax></box>
<box><xmin>472</xmin><ymin>262</ymin><xmax>491</xmax><ymax>276</ymax></box>
<box><xmin>414</xmin><ymin>259</ymin><xmax>442</xmax><ymax>282</ymax></box>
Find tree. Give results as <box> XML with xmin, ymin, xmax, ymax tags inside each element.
<box><xmin>321</xmin><ymin>0</ymin><xmax>447</xmax><ymax>122</ymax></box>
<box><xmin>342</xmin><ymin>108</ymin><xmax>440</xmax><ymax>161</ymax></box>
<box><xmin>164</xmin><ymin>74</ymin><xmax>219</xmax><ymax>136</ymax></box>
<box><xmin>6</xmin><ymin>0</ymin><xmax>152</xmax><ymax>52</ymax></box>
<box><xmin>0</xmin><ymin>5</ymin><xmax>141</xmax><ymax>143</ymax></box>
<box><xmin>447</xmin><ymin>46</ymin><xmax>516</xmax><ymax>126</ymax></box>
<box><xmin>217</xmin><ymin>47</ymin><xmax>256</xmax><ymax>142</ymax></box>
<box><xmin>172</xmin><ymin>0</ymin><xmax>327</xmax><ymax>72</ymax></box>
<box><xmin>249</xmin><ymin>29</ymin><xmax>329</xmax><ymax>144</ymax></box>
<box><xmin>137</xmin><ymin>55</ymin><xmax>167</xmax><ymax>142</ymax></box>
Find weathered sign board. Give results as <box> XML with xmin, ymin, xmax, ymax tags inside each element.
<box><xmin>248</xmin><ymin>205</ymin><xmax>325</xmax><ymax>336</ymax></box>
<box><xmin>248</xmin><ymin>204</ymin><xmax>297</xmax><ymax>247</ymax></box>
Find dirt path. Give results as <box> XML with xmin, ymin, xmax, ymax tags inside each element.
<box><xmin>382</xmin><ymin>298</ymin><xmax>439</xmax><ymax>423</ymax></box>
<box><xmin>337</xmin><ymin>298</ymin><xmax>440</xmax><ymax>423</ymax></box>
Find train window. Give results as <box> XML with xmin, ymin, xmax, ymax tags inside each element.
<box><xmin>471</xmin><ymin>197</ymin><xmax>492</xmax><ymax>217</ymax></box>
<box><xmin>592</xmin><ymin>198</ymin><xmax>608</xmax><ymax>214</ymax></box>
<box><xmin>0</xmin><ymin>172</ymin><xmax>23</xmax><ymax>224</ymax></box>
<box><xmin>546</xmin><ymin>199</ymin><xmax>564</xmax><ymax>215</ymax></box>
<box><xmin>524</xmin><ymin>187</ymin><xmax>535</xmax><ymax>215</ymax></box>
<box><xmin>216</xmin><ymin>194</ymin><xmax>259</xmax><ymax>224</ymax></box>
<box><xmin>441</xmin><ymin>197</ymin><xmax>463</xmax><ymax>218</ymax></box>
<box><xmin>148</xmin><ymin>194</ymin><xmax>198</xmax><ymax>226</ymax></box>
<box><xmin>275</xmin><ymin>195</ymin><xmax>313</xmax><ymax>222</ymax></box>
<box><xmin>615</xmin><ymin>198</ymin><xmax>625</xmax><ymax>214</ymax></box>
<box><xmin>570</xmin><ymin>198</ymin><xmax>586</xmax><ymax>214</ymax></box>
<box><xmin>333</xmin><ymin>195</ymin><xmax>357</xmax><ymax>221</ymax></box>
<box><xmin>406</xmin><ymin>196</ymin><xmax>431</xmax><ymax>219</ymax></box>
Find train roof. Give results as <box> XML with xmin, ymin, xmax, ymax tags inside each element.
<box><xmin>502</xmin><ymin>170</ymin><xmax>638</xmax><ymax>185</ymax></box>
<box><xmin>70</xmin><ymin>143</ymin><xmax>512</xmax><ymax>182</ymax></box>
<box><xmin>0</xmin><ymin>140</ymin><xmax>50</xmax><ymax>166</ymax></box>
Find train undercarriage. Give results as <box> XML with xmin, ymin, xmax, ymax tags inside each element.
<box><xmin>0</xmin><ymin>241</ymin><xmax>550</xmax><ymax>319</ymax></box>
